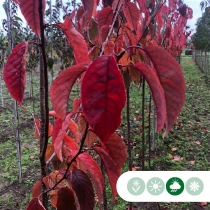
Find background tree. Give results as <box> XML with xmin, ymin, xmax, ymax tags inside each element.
<box><xmin>200</xmin><ymin>0</ymin><xmax>210</xmax><ymax>10</ymax></box>
<box><xmin>192</xmin><ymin>6</ymin><xmax>210</xmax><ymax>49</ymax></box>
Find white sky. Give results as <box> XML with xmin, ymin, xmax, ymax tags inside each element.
<box><xmin>0</xmin><ymin>0</ymin><xmax>203</xmax><ymax>32</ymax></box>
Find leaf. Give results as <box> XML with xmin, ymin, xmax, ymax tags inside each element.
<box><xmin>200</xmin><ymin>202</ymin><xmax>208</xmax><ymax>206</ymax></box>
<box><xmin>78</xmin><ymin>115</ymin><xmax>99</xmax><ymax>147</ymax></box>
<box><xmin>94</xmin><ymin>145</ymin><xmax>120</xmax><ymax>200</ymax></box>
<box><xmin>68</xmin><ymin>119</ymin><xmax>80</xmax><ymax>142</ymax></box>
<box><xmin>97</xmin><ymin>6</ymin><xmax>114</xmax><ymax>30</ymax></box>
<box><xmin>72</xmin><ymin>98</ymin><xmax>81</xmax><ymax>113</ymax></box>
<box><xmin>100</xmin><ymin>25</ymin><xmax>110</xmax><ymax>42</ymax></box>
<box><xmin>190</xmin><ymin>160</ymin><xmax>195</xmax><ymax>165</ymax></box>
<box><xmin>144</xmin><ymin>46</ymin><xmax>186</xmax><ymax>137</ymax></box>
<box><xmin>34</xmin><ymin>119</ymin><xmax>53</xmax><ymax>140</ymax></box>
<box><xmin>122</xmin><ymin>2</ymin><xmax>140</xmax><ymax>31</ymax></box>
<box><xmin>71</xmin><ymin>151</ymin><xmax>104</xmax><ymax>203</ymax></box>
<box><xmin>27</xmin><ymin>198</ymin><xmax>46</xmax><ymax>210</ymax></box>
<box><xmin>68</xmin><ymin>169</ymin><xmax>95</xmax><ymax>210</ymax></box>
<box><xmin>32</xmin><ymin>177</ymin><xmax>49</xmax><ymax>199</ymax></box>
<box><xmin>102</xmin><ymin>132</ymin><xmax>127</xmax><ymax>172</ymax></box>
<box><xmin>48</xmin><ymin>171</ymin><xmax>70</xmax><ymax>196</ymax></box>
<box><xmin>103</xmin><ymin>0</ymin><xmax>114</xmax><ymax>7</ymax></box>
<box><xmin>196</xmin><ymin>141</ymin><xmax>201</xmax><ymax>145</ymax></box>
<box><xmin>52</xmin><ymin>113</ymin><xmax>73</xmax><ymax>161</ymax></box>
<box><xmin>57</xmin><ymin>17</ymin><xmax>89</xmax><ymax>64</ymax></box>
<box><xmin>103</xmin><ymin>41</ymin><xmax>115</xmax><ymax>55</ymax></box>
<box><xmin>172</xmin><ymin>155</ymin><xmax>183</xmax><ymax>162</ymax></box>
<box><xmin>168</xmin><ymin>153</ymin><xmax>173</xmax><ymax>159</ymax></box>
<box><xmin>50</xmin><ymin>64</ymin><xmax>86</xmax><ymax>120</ymax></box>
<box><xmin>171</xmin><ymin>147</ymin><xmax>178</xmax><ymax>152</ymax></box>
<box><xmin>45</xmin><ymin>144</ymin><xmax>54</xmax><ymax>160</ymax></box>
<box><xmin>3</xmin><ymin>42</ymin><xmax>28</xmax><ymax>105</ymax></box>
<box><xmin>15</xmin><ymin>0</ymin><xmax>46</xmax><ymax>38</ymax></box>
<box><xmin>57</xmin><ymin>188</ymin><xmax>77</xmax><ymax>210</ymax></box>
<box><xmin>81</xmin><ymin>0</ymin><xmax>95</xmax><ymax>25</ymax></box>
<box><xmin>81</xmin><ymin>55</ymin><xmax>126</xmax><ymax>141</ymax></box>
<box><xmin>134</xmin><ymin>62</ymin><xmax>166</xmax><ymax>132</ymax></box>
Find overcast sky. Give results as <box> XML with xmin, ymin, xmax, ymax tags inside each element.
<box><xmin>0</xmin><ymin>0</ymin><xmax>203</xmax><ymax>33</ymax></box>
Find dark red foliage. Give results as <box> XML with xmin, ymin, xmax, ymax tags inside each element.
<box><xmin>81</xmin><ymin>55</ymin><xmax>126</xmax><ymax>141</ymax></box>
<box><xmin>3</xmin><ymin>42</ymin><xmax>28</xmax><ymax>105</ymax></box>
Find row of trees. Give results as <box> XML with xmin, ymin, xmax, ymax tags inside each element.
<box><xmin>192</xmin><ymin>1</ymin><xmax>210</xmax><ymax>49</ymax></box>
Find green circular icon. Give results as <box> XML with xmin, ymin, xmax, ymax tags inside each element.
<box><xmin>186</xmin><ymin>177</ymin><xmax>204</xmax><ymax>195</ymax></box>
<box><xmin>127</xmin><ymin>177</ymin><xmax>145</xmax><ymax>195</ymax></box>
<box><xmin>166</xmin><ymin>177</ymin><xmax>184</xmax><ymax>196</ymax></box>
<box><xmin>147</xmin><ymin>177</ymin><xmax>165</xmax><ymax>195</ymax></box>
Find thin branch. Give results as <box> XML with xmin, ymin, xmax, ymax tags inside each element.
<box><xmin>31</xmin><ymin>111</ymin><xmax>40</xmax><ymax>137</ymax></box>
<box><xmin>141</xmin><ymin>79</ymin><xmax>145</xmax><ymax>171</ymax></box>
<box><xmin>138</xmin><ymin>0</ymin><xmax>167</xmax><ymax>44</ymax></box>
<box><xmin>44</xmin><ymin>122</ymin><xmax>89</xmax><ymax>194</ymax></box>
<box><xmin>100</xmin><ymin>0</ymin><xmax>123</xmax><ymax>56</ymax></box>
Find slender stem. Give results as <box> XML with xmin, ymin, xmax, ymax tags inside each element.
<box><xmin>127</xmin><ymin>88</ymin><xmax>132</xmax><ymax>171</ymax></box>
<box><xmin>39</xmin><ymin>0</ymin><xmax>49</xmax><ymax>208</ymax></box>
<box><xmin>101</xmin><ymin>161</ymin><xmax>107</xmax><ymax>210</ymax></box>
<box><xmin>148</xmin><ymin>94</ymin><xmax>152</xmax><ymax>169</ymax></box>
<box><xmin>141</xmin><ymin>79</ymin><xmax>145</xmax><ymax>171</ymax></box>
<box><xmin>100</xmin><ymin>0</ymin><xmax>122</xmax><ymax>56</ymax></box>
<box><xmin>44</xmin><ymin>122</ymin><xmax>89</xmax><ymax>194</ymax></box>
<box><xmin>127</xmin><ymin>88</ymin><xmax>133</xmax><ymax>210</ymax></box>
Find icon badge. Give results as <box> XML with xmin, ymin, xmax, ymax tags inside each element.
<box><xmin>186</xmin><ymin>177</ymin><xmax>204</xmax><ymax>195</ymax></box>
<box><xmin>127</xmin><ymin>177</ymin><xmax>145</xmax><ymax>195</ymax></box>
<box><xmin>166</xmin><ymin>177</ymin><xmax>184</xmax><ymax>196</ymax></box>
<box><xmin>147</xmin><ymin>177</ymin><xmax>165</xmax><ymax>195</ymax></box>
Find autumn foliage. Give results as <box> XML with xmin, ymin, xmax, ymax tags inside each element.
<box><xmin>3</xmin><ymin>0</ymin><xmax>192</xmax><ymax>209</ymax></box>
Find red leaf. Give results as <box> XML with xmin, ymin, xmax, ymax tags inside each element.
<box><xmin>102</xmin><ymin>132</ymin><xmax>127</xmax><ymax>171</ymax></box>
<box><xmin>71</xmin><ymin>151</ymin><xmax>104</xmax><ymax>203</ymax></box>
<box><xmin>34</xmin><ymin>119</ymin><xmax>53</xmax><ymax>140</ymax></box>
<box><xmin>45</xmin><ymin>144</ymin><xmax>55</xmax><ymax>160</ymax></box>
<box><xmin>63</xmin><ymin>135</ymin><xmax>79</xmax><ymax>151</ymax></box>
<box><xmin>103</xmin><ymin>41</ymin><xmax>115</xmax><ymax>55</ymax></box>
<box><xmin>57</xmin><ymin>17</ymin><xmax>89</xmax><ymax>64</ymax></box>
<box><xmin>3</xmin><ymin>42</ymin><xmax>28</xmax><ymax>105</ymax></box>
<box><xmin>50</xmin><ymin>64</ymin><xmax>86</xmax><ymax>120</ymax></box>
<box><xmin>32</xmin><ymin>177</ymin><xmax>49</xmax><ymax>199</ymax></box>
<box><xmin>57</xmin><ymin>188</ymin><xmax>77</xmax><ymax>210</ymax></box>
<box><xmin>97</xmin><ymin>6</ymin><xmax>114</xmax><ymax>30</ymax></box>
<box><xmin>134</xmin><ymin>62</ymin><xmax>166</xmax><ymax>132</ymax></box>
<box><xmin>27</xmin><ymin>198</ymin><xmax>46</xmax><ymax>210</ymax></box>
<box><xmin>81</xmin><ymin>55</ymin><xmax>126</xmax><ymax>141</ymax></box>
<box><xmin>103</xmin><ymin>0</ymin><xmax>114</xmax><ymax>7</ymax></box>
<box><xmin>136</xmin><ymin>0</ymin><xmax>147</xmax><ymax>13</ymax></box>
<box><xmin>78</xmin><ymin>115</ymin><xmax>99</xmax><ymax>147</ymax></box>
<box><xmin>94</xmin><ymin>145</ymin><xmax>120</xmax><ymax>200</ymax></box>
<box><xmin>72</xmin><ymin>98</ymin><xmax>81</xmax><ymax>113</ymax></box>
<box><xmin>52</xmin><ymin>113</ymin><xmax>73</xmax><ymax>161</ymax></box>
<box><xmin>122</xmin><ymin>2</ymin><xmax>140</xmax><ymax>31</ymax></box>
<box><xmin>15</xmin><ymin>0</ymin><xmax>45</xmax><ymax>38</ymax></box>
<box><xmin>100</xmin><ymin>25</ymin><xmax>110</xmax><ymax>42</ymax></box>
<box><xmin>48</xmin><ymin>171</ymin><xmax>70</xmax><ymax>195</ymax></box>
<box><xmin>68</xmin><ymin>119</ymin><xmax>80</xmax><ymax>142</ymax></box>
<box><xmin>81</xmin><ymin>0</ymin><xmax>95</xmax><ymax>25</ymax></box>
<box><xmin>68</xmin><ymin>169</ymin><xmax>95</xmax><ymax>210</ymax></box>
<box><xmin>144</xmin><ymin>46</ymin><xmax>186</xmax><ymax>137</ymax></box>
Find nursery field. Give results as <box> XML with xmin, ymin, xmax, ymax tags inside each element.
<box><xmin>0</xmin><ymin>56</ymin><xmax>210</xmax><ymax>210</ymax></box>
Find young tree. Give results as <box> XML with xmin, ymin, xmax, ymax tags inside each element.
<box><xmin>192</xmin><ymin>6</ymin><xmax>210</xmax><ymax>49</ymax></box>
<box><xmin>3</xmin><ymin>0</ymin><xmax>192</xmax><ymax>209</ymax></box>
